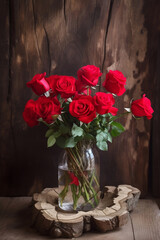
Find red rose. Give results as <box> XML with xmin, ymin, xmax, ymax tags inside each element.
<box><xmin>68</xmin><ymin>172</ymin><xmax>79</xmax><ymax>186</ymax></box>
<box><xmin>77</xmin><ymin>65</ymin><xmax>102</xmax><ymax>86</ymax></box>
<box><xmin>131</xmin><ymin>94</ymin><xmax>154</xmax><ymax>119</ymax></box>
<box><xmin>75</xmin><ymin>79</ymin><xmax>91</xmax><ymax>95</ymax></box>
<box><xmin>103</xmin><ymin>70</ymin><xmax>126</xmax><ymax>96</ymax></box>
<box><xmin>93</xmin><ymin>92</ymin><xmax>118</xmax><ymax>115</ymax></box>
<box><xmin>27</xmin><ymin>72</ymin><xmax>50</xmax><ymax>96</ymax></box>
<box><xmin>36</xmin><ymin>96</ymin><xmax>61</xmax><ymax>124</ymax></box>
<box><xmin>23</xmin><ymin>100</ymin><xmax>39</xmax><ymax>127</ymax></box>
<box><xmin>69</xmin><ymin>95</ymin><xmax>96</xmax><ymax>123</ymax></box>
<box><xmin>46</xmin><ymin>75</ymin><xmax>76</xmax><ymax>98</ymax></box>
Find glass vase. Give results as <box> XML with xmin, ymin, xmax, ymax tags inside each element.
<box><xmin>58</xmin><ymin>141</ymin><xmax>100</xmax><ymax>212</ymax></box>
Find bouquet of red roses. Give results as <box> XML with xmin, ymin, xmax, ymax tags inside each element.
<box><xmin>23</xmin><ymin>65</ymin><xmax>153</xmax><ymax>211</ymax></box>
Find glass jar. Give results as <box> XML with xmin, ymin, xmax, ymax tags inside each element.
<box><xmin>58</xmin><ymin>141</ymin><xmax>100</xmax><ymax>211</ymax></box>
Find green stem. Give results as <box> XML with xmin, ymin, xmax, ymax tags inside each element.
<box><xmin>87</xmin><ymin>87</ymin><xmax>90</xmax><ymax>96</ymax></box>
<box><xmin>66</xmin><ymin>148</ymin><xmax>92</xmax><ymax>189</ymax></box>
<box><xmin>75</xmin><ymin>145</ymin><xmax>84</xmax><ymax>167</ymax></box>
<box><xmin>93</xmin><ymin>173</ymin><xmax>100</xmax><ymax>187</ymax></box>
<box><xmin>38</xmin><ymin>118</ymin><xmax>50</xmax><ymax>127</ymax></box>
<box><xmin>66</xmin><ymin>148</ymin><xmax>99</xmax><ymax>205</ymax></box>
<box><xmin>71</xmin><ymin>185</ymin><xmax>76</xmax><ymax>209</ymax></box>
<box><xmin>59</xmin><ymin>184</ymin><xmax>69</xmax><ymax>206</ymax></box>
<box><xmin>83</xmin><ymin>183</ymin><xmax>94</xmax><ymax>208</ymax></box>
<box><xmin>89</xmin><ymin>171</ymin><xmax>99</xmax><ymax>187</ymax></box>
<box><xmin>109</xmin><ymin>111</ymin><xmax>131</xmax><ymax>122</ymax></box>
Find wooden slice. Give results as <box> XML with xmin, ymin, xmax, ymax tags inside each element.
<box><xmin>32</xmin><ymin>185</ymin><xmax>140</xmax><ymax>238</ymax></box>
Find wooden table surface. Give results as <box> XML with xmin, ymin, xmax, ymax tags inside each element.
<box><xmin>0</xmin><ymin>197</ymin><xmax>160</xmax><ymax>240</ymax></box>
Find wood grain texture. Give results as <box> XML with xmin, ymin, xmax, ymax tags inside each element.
<box><xmin>146</xmin><ymin>0</ymin><xmax>160</xmax><ymax>197</ymax></box>
<box><xmin>0</xmin><ymin>197</ymin><xmax>160</xmax><ymax>239</ymax></box>
<box><xmin>99</xmin><ymin>0</ymin><xmax>152</xmax><ymax>196</ymax></box>
<box><xmin>0</xmin><ymin>197</ymin><xmax>134</xmax><ymax>240</ymax></box>
<box><xmin>0</xmin><ymin>0</ymin><xmax>159</xmax><ymax>196</ymax></box>
<box><xmin>0</xmin><ymin>0</ymin><xmax>12</xmax><ymax>195</ymax></box>
<box><xmin>0</xmin><ymin>0</ymin><xmax>112</xmax><ymax>196</ymax></box>
<box><xmin>131</xmin><ymin>200</ymin><xmax>160</xmax><ymax>240</ymax></box>
<box><xmin>31</xmin><ymin>185</ymin><xmax>140</xmax><ymax>238</ymax></box>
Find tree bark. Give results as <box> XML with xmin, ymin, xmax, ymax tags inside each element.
<box><xmin>32</xmin><ymin>185</ymin><xmax>140</xmax><ymax>238</ymax></box>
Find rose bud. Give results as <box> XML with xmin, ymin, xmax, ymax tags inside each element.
<box><xmin>27</xmin><ymin>72</ymin><xmax>50</xmax><ymax>96</ymax></box>
<box><xmin>103</xmin><ymin>70</ymin><xmax>126</xmax><ymax>96</ymax></box>
<box><xmin>131</xmin><ymin>94</ymin><xmax>154</xmax><ymax>119</ymax></box>
<box><xmin>77</xmin><ymin>65</ymin><xmax>102</xmax><ymax>87</ymax></box>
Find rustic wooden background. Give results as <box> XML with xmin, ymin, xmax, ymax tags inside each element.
<box><xmin>0</xmin><ymin>0</ymin><xmax>159</xmax><ymax>197</ymax></box>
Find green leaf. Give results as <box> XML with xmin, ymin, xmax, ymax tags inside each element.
<box><xmin>71</xmin><ymin>123</ymin><xmax>84</xmax><ymax>137</ymax></box>
<box><xmin>84</xmin><ymin>133</ymin><xmax>94</xmax><ymax>141</ymax></box>
<box><xmin>56</xmin><ymin>136</ymin><xmax>77</xmax><ymax>148</ymax></box>
<box><xmin>107</xmin><ymin>113</ymin><xmax>118</xmax><ymax>122</ymax></box>
<box><xmin>57</xmin><ymin>94</ymin><xmax>61</xmax><ymax>101</ymax></box>
<box><xmin>47</xmin><ymin>135</ymin><xmax>56</xmax><ymax>147</ymax></box>
<box><xmin>111</xmin><ymin>121</ymin><xmax>125</xmax><ymax>137</ymax></box>
<box><xmin>65</xmin><ymin>137</ymin><xmax>77</xmax><ymax>148</ymax></box>
<box><xmin>97</xmin><ymin>129</ymin><xmax>101</xmax><ymax>134</ymax></box>
<box><xmin>107</xmin><ymin>133</ymin><xmax>112</xmax><ymax>143</ymax></box>
<box><xmin>45</xmin><ymin>129</ymin><xmax>61</xmax><ymax>139</ymax></box>
<box><xmin>74</xmin><ymin>136</ymin><xmax>83</xmax><ymax>142</ymax></box>
<box><xmin>96</xmin><ymin>133</ymin><xmax>104</xmax><ymax>142</ymax></box>
<box><xmin>104</xmin><ymin>128</ymin><xmax>109</xmax><ymax>134</ymax></box>
<box><xmin>45</xmin><ymin>129</ymin><xmax>54</xmax><ymax>138</ymax></box>
<box><xmin>96</xmin><ymin>141</ymin><xmax>108</xmax><ymax>151</ymax></box>
<box><xmin>60</xmin><ymin>122</ymin><xmax>70</xmax><ymax>134</ymax></box>
<box><xmin>101</xmin><ymin>117</ymin><xmax>107</xmax><ymax>125</ymax></box>
<box><xmin>101</xmin><ymin>114</ymin><xmax>108</xmax><ymax>118</ymax></box>
<box><xmin>56</xmin><ymin>136</ymin><xmax>66</xmax><ymax>148</ymax></box>
<box><xmin>96</xmin><ymin>129</ymin><xmax>108</xmax><ymax>142</ymax></box>
<box><xmin>38</xmin><ymin>117</ymin><xmax>43</xmax><ymax>122</ymax></box>
<box><xmin>53</xmin><ymin>130</ymin><xmax>61</xmax><ymax>138</ymax></box>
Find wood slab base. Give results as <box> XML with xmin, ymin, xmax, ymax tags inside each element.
<box><xmin>31</xmin><ymin>185</ymin><xmax>140</xmax><ymax>238</ymax></box>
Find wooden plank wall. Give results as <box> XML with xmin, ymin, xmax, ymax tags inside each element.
<box><xmin>144</xmin><ymin>1</ymin><xmax>160</xmax><ymax>197</ymax></box>
<box><xmin>0</xmin><ymin>0</ymin><xmax>159</xmax><ymax>197</ymax></box>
